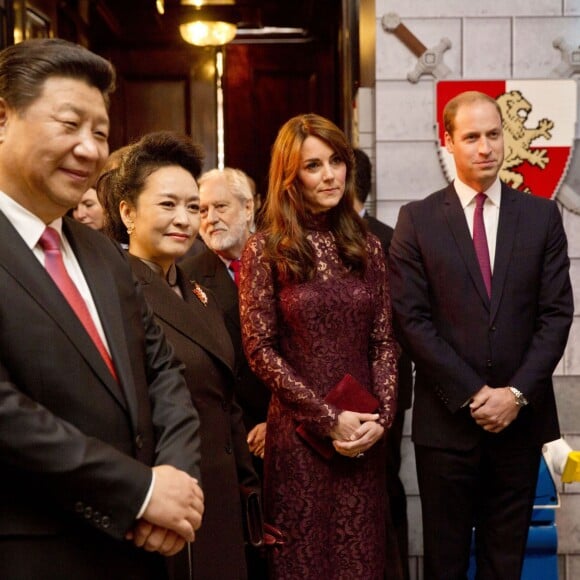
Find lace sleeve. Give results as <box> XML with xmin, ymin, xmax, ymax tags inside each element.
<box><xmin>239</xmin><ymin>234</ymin><xmax>338</xmax><ymax>435</ymax></box>
<box><xmin>367</xmin><ymin>235</ymin><xmax>399</xmax><ymax>429</ymax></box>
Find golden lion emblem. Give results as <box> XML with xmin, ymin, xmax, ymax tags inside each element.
<box><xmin>497</xmin><ymin>90</ymin><xmax>554</xmax><ymax>191</ymax></box>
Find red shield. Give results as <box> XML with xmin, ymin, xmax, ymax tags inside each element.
<box><xmin>436</xmin><ymin>80</ymin><xmax>578</xmax><ymax>199</ymax></box>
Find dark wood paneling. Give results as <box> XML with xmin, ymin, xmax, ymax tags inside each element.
<box><xmin>100</xmin><ymin>47</ymin><xmax>217</xmax><ymax>171</ymax></box>
<box><xmin>223</xmin><ymin>39</ymin><xmax>338</xmax><ymax>196</ymax></box>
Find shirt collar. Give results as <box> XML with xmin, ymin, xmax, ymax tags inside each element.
<box><xmin>453</xmin><ymin>177</ymin><xmax>502</xmax><ymax>209</ymax></box>
<box><xmin>139</xmin><ymin>257</ymin><xmax>178</xmax><ymax>288</ymax></box>
<box><xmin>0</xmin><ymin>189</ymin><xmax>63</xmax><ymax>249</ymax></box>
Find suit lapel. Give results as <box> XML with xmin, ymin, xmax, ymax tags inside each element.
<box><xmin>189</xmin><ymin>250</ymin><xmax>241</xmax><ymax>333</ymax></box>
<box><xmin>441</xmin><ymin>185</ymin><xmax>490</xmax><ymax>308</ymax></box>
<box><xmin>130</xmin><ymin>256</ymin><xmax>234</xmax><ymax>372</ymax></box>
<box><xmin>0</xmin><ymin>214</ymin><xmax>127</xmax><ymax>409</ymax></box>
<box><xmin>61</xmin><ymin>221</ymin><xmax>130</xmax><ymax>408</ymax></box>
<box><xmin>489</xmin><ymin>184</ymin><xmax>519</xmax><ymax>322</ymax></box>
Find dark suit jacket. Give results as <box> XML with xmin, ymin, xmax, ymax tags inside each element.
<box><xmin>388</xmin><ymin>183</ymin><xmax>573</xmax><ymax>450</ymax></box>
<box><xmin>129</xmin><ymin>256</ymin><xmax>257</xmax><ymax>580</ymax></box>
<box><xmin>364</xmin><ymin>211</ymin><xmax>413</xmax><ymax>410</ymax></box>
<box><xmin>181</xmin><ymin>249</ymin><xmax>271</xmax><ymax>430</ymax></box>
<box><xmin>0</xmin><ymin>215</ymin><xmax>201</xmax><ymax>577</ymax></box>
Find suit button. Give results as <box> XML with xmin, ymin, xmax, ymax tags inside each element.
<box><xmin>225</xmin><ymin>445</ymin><xmax>232</xmax><ymax>454</ymax></box>
<box><xmin>84</xmin><ymin>506</ymin><xmax>93</xmax><ymax>519</ymax></box>
<box><xmin>486</xmin><ymin>360</ymin><xmax>492</xmax><ymax>368</ymax></box>
<box><xmin>93</xmin><ymin>511</ymin><xmax>101</xmax><ymax>525</ymax></box>
<box><xmin>490</xmin><ymin>325</ymin><xmax>497</xmax><ymax>332</ymax></box>
<box><xmin>101</xmin><ymin>516</ymin><xmax>111</xmax><ymax>529</ymax></box>
<box><xmin>75</xmin><ymin>501</ymin><xmax>84</xmax><ymax>513</ymax></box>
<box><xmin>135</xmin><ymin>434</ymin><xmax>144</xmax><ymax>449</ymax></box>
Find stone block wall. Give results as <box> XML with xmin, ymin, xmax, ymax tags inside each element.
<box><xmin>356</xmin><ymin>1</ymin><xmax>580</xmax><ymax>577</ymax></box>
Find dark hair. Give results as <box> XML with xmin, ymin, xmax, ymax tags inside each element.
<box><xmin>101</xmin><ymin>131</ymin><xmax>204</xmax><ymax>245</ymax></box>
<box><xmin>353</xmin><ymin>148</ymin><xmax>372</xmax><ymax>204</ymax></box>
<box><xmin>443</xmin><ymin>91</ymin><xmax>502</xmax><ymax>138</ymax></box>
<box><xmin>0</xmin><ymin>38</ymin><xmax>115</xmax><ymax>110</ymax></box>
<box><xmin>262</xmin><ymin>113</ymin><xmax>367</xmax><ymax>283</ymax></box>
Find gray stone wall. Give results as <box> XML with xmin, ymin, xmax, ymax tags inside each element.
<box><xmin>356</xmin><ymin>1</ymin><xmax>580</xmax><ymax>577</ymax></box>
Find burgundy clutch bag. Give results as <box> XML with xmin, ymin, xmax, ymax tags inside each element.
<box><xmin>296</xmin><ymin>373</ymin><xmax>380</xmax><ymax>460</ymax></box>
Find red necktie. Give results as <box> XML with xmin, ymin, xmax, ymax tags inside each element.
<box><xmin>473</xmin><ymin>193</ymin><xmax>492</xmax><ymax>298</ymax></box>
<box><xmin>38</xmin><ymin>227</ymin><xmax>118</xmax><ymax>380</ymax></box>
<box><xmin>229</xmin><ymin>258</ymin><xmax>241</xmax><ymax>287</ymax></box>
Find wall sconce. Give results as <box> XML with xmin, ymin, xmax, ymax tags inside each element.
<box><xmin>180</xmin><ymin>19</ymin><xmax>237</xmax><ymax>46</ymax></box>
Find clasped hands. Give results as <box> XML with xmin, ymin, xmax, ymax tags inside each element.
<box><xmin>330</xmin><ymin>410</ymin><xmax>384</xmax><ymax>458</ymax></box>
<box><xmin>125</xmin><ymin>464</ymin><xmax>204</xmax><ymax>556</ymax></box>
<box><xmin>469</xmin><ymin>385</ymin><xmax>520</xmax><ymax>433</ymax></box>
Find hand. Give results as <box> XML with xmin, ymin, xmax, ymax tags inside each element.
<box><xmin>247</xmin><ymin>422</ymin><xmax>267</xmax><ymax>459</ymax></box>
<box><xmin>126</xmin><ymin>522</ymin><xmax>186</xmax><ymax>556</ymax></box>
<box><xmin>469</xmin><ymin>385</ymin><xmax>520</xmax><ymax>433</ymax></box>
<box><xmin>333</xmin><ymin>419</ymin><xmax>384</xmax><ymax>457</ymax></box>
<box><xmin>141</xmin><ymin>465</ymin><xmax>204</xmax><ymax>543</ymax></box>
<box><xmin>330</xmin><ymin>411</ymin><xmax>383</xmax><ymax>457</ymax></box>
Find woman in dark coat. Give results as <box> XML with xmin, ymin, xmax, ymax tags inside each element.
<box><xmin>99</xmin><ymin>131</ymin><xmax>258</xmax><ymax>580</ymax></box>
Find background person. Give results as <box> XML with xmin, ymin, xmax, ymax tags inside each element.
<box><xmin>102</xmin><ymin>131</ymin><xmax>259</xmax><ymax>580</ymax></box>
<box><xmin>72</xmin><ymin>186</ymin><xmax>105</xmax><ymax>230</ymax></box>
<box><xmin>353</xmin><ymin>147</ymin><xmax>412</xmax><ymax>580</ymax></box>
<box><xmin>181</xmin><ymin>166</ymin><xmax>271</xmax><ymax>579</ymax></box>
<box><xmin>388</xmin><ymin>91</ymin><xmax>573</xmax><ymax>579</ymax></box>
<box><xmin>181</xmin><ymin>167</ymin><xmax>271</xmax><ymax>462</ymax></box>
<box><xmin>239</xmin><ymin>113</ymin><xmax>400</xmax><ymax>579</ymax></box>
<box><xmin>0</xmin><ymin>38</ymin><xmax>203</xmax><ymax>580</ymax></box>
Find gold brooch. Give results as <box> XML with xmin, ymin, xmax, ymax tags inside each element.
<box><xmin>191</xmin><ymin>282</ymin><xmax>208</xmax><ymax>306</ymax></box>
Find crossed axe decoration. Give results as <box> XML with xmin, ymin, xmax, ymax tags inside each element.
<box><xmin>382</xmin><ymin>12</ymin><xmax>452</xmax><ymax>83</ymax></box>
<box><xmin>551</xmin><ymin>37</ymin><xmax>580</xmax><ymax>78</ymax></box>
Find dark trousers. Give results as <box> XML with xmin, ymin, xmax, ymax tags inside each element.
<box><xmin>415</xmin><ymin>438</ymin><xmax>541</xmax><ymax>580</ymax></box>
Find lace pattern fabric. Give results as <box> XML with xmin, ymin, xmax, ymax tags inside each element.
<box><xmin>240</xmin><ymin>225</ymin><xmax>399</xmax><ymax>579</ymax></box>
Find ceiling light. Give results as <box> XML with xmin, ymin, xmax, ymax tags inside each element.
<box><xmin>179</xmin><ymin>20</ymin><xmax>237</xmax><ymax>46</ymax></box>
<box><xmin>181</xmin><ymin>0</ymin><xmax>236</xmax><ymax>5</ymax></box>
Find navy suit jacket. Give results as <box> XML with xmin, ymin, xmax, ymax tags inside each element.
<box><xmin>388</xmin><ymin>183</ymin><xmax>573</xmax><ymax>450</ymax></box>
<box><xmin>0</xmin><ymin>215</ymin><xmax>201</xmax><ymax>574</ymax></box>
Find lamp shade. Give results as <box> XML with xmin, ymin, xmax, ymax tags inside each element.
<box><xmin>179</xmin><ymin>19</ymin><xmax>237</xmax><ymax>46</ymax></box>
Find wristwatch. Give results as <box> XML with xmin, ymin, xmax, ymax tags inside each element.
<box><xmin>508</xmin><ymin>386</ymin><xmax>528</xmax><ymax>408</ymax></box>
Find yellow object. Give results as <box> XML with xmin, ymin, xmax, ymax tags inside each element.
<box><xmin>180</xmin><ymin>20</ymin><xmax>237</xmax><ymax>46</ymax></box>
<box><xmin>561</xmin><ymin>451</ymin><xmax>580</xmax><ymax>483</ymax></box>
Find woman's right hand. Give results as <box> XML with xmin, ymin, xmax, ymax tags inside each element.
<box><xmin>329</xmin><ymin>410</ymin><xmax>379</xmax><ymax>442</ymax></box>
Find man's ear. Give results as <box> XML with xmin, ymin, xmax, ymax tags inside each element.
<box><xmin>0</xmin><ymin>98</ymin><xmax>10</xmax><ymax>143</ymax></box>
<box><xmin>444</xmin><ymin>131</ymin><xmax>454</xmax><ymax>154</ymax></box>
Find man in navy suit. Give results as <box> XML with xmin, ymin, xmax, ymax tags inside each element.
<box><xmin>0</xmin><ymin>38</ymin><xmax>203</xmax><ymax>579</ymax></box>
<box><xmin>389</xmin><ymin>91</ymin><xmax>573</xmax><ymax>579</ymax></box>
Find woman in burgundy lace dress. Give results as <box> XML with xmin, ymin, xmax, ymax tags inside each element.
<box><xmin>239</xmin><ymin>114</ymin><xmax>399</xmax><ymax>579</ymax></box>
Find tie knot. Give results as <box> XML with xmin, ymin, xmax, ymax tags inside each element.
<box><xmin>475</xmin><ymin>192</ymin><xmax>487</xmax><ymax>209</ymax></box>
<box><xmin>38</xmin><ymin>226</ymin><xmax>61</xmax><ymax>252</ymax></box>
<box><xmin>229</xmin><ymin>258</ymin><xmax>241</xmax><ymax>274</ymax></box>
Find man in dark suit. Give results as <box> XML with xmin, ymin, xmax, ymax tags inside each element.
<box><xmin>0</xmin><ymin>38</ymin><xmax>204</xmax><ymax>579</ymax></box>
<box><xmin>181</xmin><ymin>168</ymin><xmax>271</xmax><ymax>460</ymax></box>
<box><xmin>353</xmin><ymin>148</ymin><xmax>412</xmax><ymax>580</ymax></box>
<box><xmin>388</xmin><ymin>91</ymin><xmax>573</xmax><ymax>579</ymax></box>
